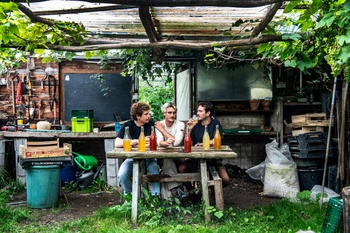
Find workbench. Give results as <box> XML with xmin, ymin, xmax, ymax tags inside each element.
<box><xmin>106</xmin><ymin>146</ymin><xmax>237</xmax><ymax>223</ymax></box>
<box><xmin>1</xmin><ymin>131</ymin><xmax>117</xmax><ymax>184</ymax></box>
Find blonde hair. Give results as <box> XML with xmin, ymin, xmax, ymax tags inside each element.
<box><xmin>161</xmin><ymin>102</ymin><xmax>177</xmax><ymax>113</ymax></box>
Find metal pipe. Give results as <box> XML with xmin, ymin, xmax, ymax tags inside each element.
<box><xmin>320</xmin><ymin>76</ymin><xmax>337</xmax><ymax>207</ymax></box>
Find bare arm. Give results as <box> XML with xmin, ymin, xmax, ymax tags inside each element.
<box><xmin>115</xmin><ymin>137</ymin><xmax>139</xmax><ymax>148</ymax></box>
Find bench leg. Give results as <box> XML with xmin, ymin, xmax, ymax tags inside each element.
<box><xmin>213</xmin><ymin>179</ymin><xmax>224</xmax><ymax>211</ymax></box>
<box><xmin>208</xmin><ymin>166</ymin><xmax>224</xmax><ymax>211</ymax></box>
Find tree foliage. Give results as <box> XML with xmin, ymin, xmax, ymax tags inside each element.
<box><xmin>0</xmin><ymin>1</ymin><xmax>350</xmax><ymax>84</ymax></box>
<box><xmin>257</xmin><ymin>0</ymin><xmax>350</xmax><ymax>82</ymax></box>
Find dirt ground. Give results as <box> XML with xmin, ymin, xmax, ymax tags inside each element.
<box><xmin>8</xmin><ymin>164</ymin><xmax>278</xmax><ymax>225</ymax></box>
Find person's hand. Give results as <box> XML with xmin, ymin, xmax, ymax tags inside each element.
<box><xmin>154</xmin><ymin>121</ymin><xmax>164</xmax><ymax>131</ymax></box>
<box><xmin>187</xmin><ymin>118</ymin><xmax>196</xmax><ymax>131</ymax></box>
<box><xmin>166</xmin><ymin>138</ymin><xmax>175</xmax><ymax>147</ymax></box>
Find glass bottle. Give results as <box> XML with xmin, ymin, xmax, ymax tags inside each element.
<box><xmin>150</xmin><ymin>126</ymin><xmax>157</xmax><ymax>151</ymax></box>
<box><xmin>214</xmin><ymin>125</ymin><xmax>221</xmax><ymax>150</ymax></box>
<box><xmin>184</xmin><ymin>127</ymin><xmax>192</xmax><ymax>153</ymax></box>
<box><xmin>202</xmin><ymin>125</ymin><xmax>210</xmax><ymax>150</ymax></box>
<box><xmin>123</xmin><ymin>126</ymin><xmax>131</xmax><ymax>152</ymax></box>
<box><xmin>138</xmin><ymin>126</ymin><xmax>146</xmax><ymax>152</ymax></box>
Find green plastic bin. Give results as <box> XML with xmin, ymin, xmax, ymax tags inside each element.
<box><xmin>25</xmin><ymin>165</ymin><xmax>60</xmax><ymax>208</ymax></box>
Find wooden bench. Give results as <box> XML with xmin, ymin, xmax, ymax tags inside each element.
<box><xmin>142</xmin><ymin>165</ymin><xmax>224</xmax><ymax>211</ymax></box>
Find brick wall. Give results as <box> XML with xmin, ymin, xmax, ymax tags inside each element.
<box><xmin>0</xmin><ymin>59</ymin><xmax>59</xmax><ymax>124</ymax></box>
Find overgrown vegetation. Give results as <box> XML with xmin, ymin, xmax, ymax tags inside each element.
<box><xmin>139</xmin><ymin>75</ymin><xmax>174</xmax><ymax>121</ymax></box>
<box><xmin>0</xmin><ymin>170</ymin><xmax>330</xmax><ymax>232</ymax></box>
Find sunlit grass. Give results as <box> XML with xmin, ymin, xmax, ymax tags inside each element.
<box><xmin>0</xmin><ymin>168</ymin><xmax>329</xmax><ymax>233</ymax></box>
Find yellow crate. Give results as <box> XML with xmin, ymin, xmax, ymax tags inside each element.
<box><xmin>20</xmin><ymin>143</ymin><xmax>72</xmax><ymax>158</ymax></box>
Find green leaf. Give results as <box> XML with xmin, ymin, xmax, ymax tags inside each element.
<box><xmin>337</xmin><ymin>45</ymin><xmax>350</xmax><ymax>63</ymax></box>
<box><xmin>316</xmin><ymin>13</ymin><xmax>336</xmax><ymax>28</ymax></box>
<box><xmin>285</xmin><ymin>60</ymin><xmax>297</xmax><ymax>68</ymax></box>
<box><xmin>284</xmin><ymin>0</ymin><xmax>302</xmax><ymax>13</ymax></box>
<box><xmin>282</xmin><ymin>33</ymin><xmax>302</xmax><ymax>41</ymax></box>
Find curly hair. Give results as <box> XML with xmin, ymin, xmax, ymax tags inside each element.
<box><xmin>130</xmin><ymin>101</ymin><xmax>150</xmax><ymax>120</ymax></box>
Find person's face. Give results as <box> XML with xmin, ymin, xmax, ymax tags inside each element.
<box><xmin>163</xmin><ymin>107</ymin><xmax>176</xmax><ymax>123</ymax></box>
<box><xmin>197</xmin><ymin>105</ymin><xmax>210</xmax><ymax>121</ymax></box>
<box><xmin>137</xmin><ymin>110</ymin><xmax>151</xmax><ymax>124</ymax></box>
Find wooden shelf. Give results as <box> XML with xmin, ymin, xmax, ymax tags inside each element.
<box><xmin>283</xmin><ymin>102</ymin><xmax>321</xmax><ymax>106</ymax></box>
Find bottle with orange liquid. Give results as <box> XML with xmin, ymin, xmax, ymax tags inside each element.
<box><xmin>184</xmin><ymin>127</ymin><xmax>192</xmax><ymax>153</ymax></box>
<box><xmin>202</xmin><ymin>125</ymin><xmax>210</xmax><ymax>150</ymax></box>
<box><xmin>150</xmin><ymin>126</ymin><xmax>157</xmax><ymax>151</ymax></box>
<box><xmin>138</xmin><ymin>126</ymin><xmax>146</xmax><ymax>152</ymax></box>
<box><xmin>123</xmin><ymin>126</ymin><xmax>131</xmax><ymax>152</ymax></box>
<box><xmin>214</xmin><ymin>124</ymin><xmax>221</xmax><ymax>150</ymax></box>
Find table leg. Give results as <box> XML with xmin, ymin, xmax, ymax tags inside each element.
<box><xmin>131</xmin><ymin>159</ymin><xmax>140</xmax><ymax>224</ymax></box>
<box><xmin>200</xmin><ymin>159</ymin><xmax>210</xmax><ymax>222</ymax></box>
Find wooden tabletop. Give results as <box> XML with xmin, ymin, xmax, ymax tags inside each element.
<box><xmin>106</xmin><ymin>145</ymin><xmax>237</xmax><ymax>159</ymax></box>
<box><xmin>2</xmin><ymin>131</ymin><xmax>117</xmax><ymax>139</ymax></box>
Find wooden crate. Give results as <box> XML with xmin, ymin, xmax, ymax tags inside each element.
<box><xmin>292</xmin><ymin>113</ymin><xmax>327</xmax><ymax>123</ymax></box>
<box><xmin>20</xmin><ymin>143</ymin><xmax>72</xmax><ymax>158</ymax></box>
<box><xmin>292</xmin><ymin>126</ymin><xmax>324</xmax><ymax>136</ymax></box>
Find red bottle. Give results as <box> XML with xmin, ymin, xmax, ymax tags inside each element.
<box><xmin>150</xmin><ymin>126</ymin><xmax>157</xmax><ymax>151</ymax></box>
<box><xmin>184</xmin><ymin>127</ymin><xmax>192</xmax><ymax>153</ymax></box>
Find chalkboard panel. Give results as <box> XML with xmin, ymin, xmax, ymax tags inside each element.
<box><xmin>64</xmin><ymin>73</ymin><xmax>132</xmax><ymax>122</ymax></box>
<box><xmin>197</xmin><ymin>64</ymin><xmax>272</xmax><ymax>100</ymax></box>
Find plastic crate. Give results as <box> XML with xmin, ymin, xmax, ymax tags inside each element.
<box><xmin>72</xmin><ymin>118</ymin><xmax>93</xmax><ymax>132</ymax></box>
<box><xmin>71</xmin><ymin>110</ymin><xmax>94</xmax><ymax>118</ymax></box>
<box><xmin>321</xmin><ymin>197</ymin><xmax>343</xmax><ymax>233</ymax></box>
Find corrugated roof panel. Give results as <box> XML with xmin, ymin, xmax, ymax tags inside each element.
<box><xmin>26</xmin><ymin>1</ymin><xmax>284</xmax><ymax>40</ymax></box>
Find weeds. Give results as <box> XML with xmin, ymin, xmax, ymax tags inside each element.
<box><xmin>0</xmin><ymin>169</ymin><xmax>329</xmax><ymax>232</ymax></box>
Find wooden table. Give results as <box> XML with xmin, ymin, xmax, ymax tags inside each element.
<box><xmin>106</xmin><ymin>146</ymin><xmax>237</xmax><ymax>223</ymax></box>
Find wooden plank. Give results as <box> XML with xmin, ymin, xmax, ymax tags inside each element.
<box><xmin>26</xmin><ymin>139</ymin><xmax>59</xmax><ymax>147</ymax></box>
<box><xmin>209</xmin><ymin>166</ymin><xmax>224</xmax><ymax>211</ymax></box>
<box><xmin>14</xmin><ymin>138</ymin><xmax>26</xmax><ymax>184</ymax></box>
<box><xmin>200</xmin><ymin>159</ymin><xmax>210</xmax><ymax>222</ymax></box>
<box><xmin>104</xmin><ymin>139</ymin><xmax>120</xmax><ymax>187</ymax></box>
<box><xmin>142</xmin><ymin>173</ymin><xmax>200</xmax><ymax>183</ymax></box>
<box><xmin>131</xmin><ymin>159</ymin><xmax>140</xmax><ymax>224</ymax></box>
<box><xmin>106</xmin><ymin>146</ymin><xmax>237</xmax><ymax>159</ymax></box>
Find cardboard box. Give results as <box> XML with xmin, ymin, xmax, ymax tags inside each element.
<box><xmin>21</xmin><ymin>143</ymin><xmax>72</xmax><ymax>158</ymax></box>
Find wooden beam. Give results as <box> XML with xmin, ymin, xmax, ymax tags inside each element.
<box><xmin>138</xmin><ymin>6</ymin><xmax>161</xmax><ymax>43</ymax></box>
<box><xmin>251</xmin><ymin>2</ymin><xmax>283</xmax><ymax>37</ymax></box>
<box><xmin>13</xmin><ymin>0</ymin><xmax>290</xmax><ymax>8</ymax></box>
<box><xmin>46</xmin><ymin>34</ymin><xmax>290</xmax><ymax>51</ymax></box>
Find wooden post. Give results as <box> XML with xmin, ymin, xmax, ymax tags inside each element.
<box><xmin>14</xmin><ymin>138</ymin><xmax>26</xmax><ymax>184</ymax></box>
<box><xmin>131</xmin><ymin>159</ymin><xmax>140</xmax><ymax>224</ymax></box>
<box><xmin>200</xmin><ymin>159</ymin><xmax>210</xmax><ymax>222</ymax></box>
<box><xmin>0</xmin><ymin>135</ymin><xmax>5</xmax><ymax>168</ymax></box>
<box><xmin>342</xmin><ymin>186</ymin><xmax>350</xmax><ymax>233</ymax></box>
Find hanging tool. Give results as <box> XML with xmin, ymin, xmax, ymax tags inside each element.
<box><xmin>11</xmin><ymin>71</ymin><xmax>20</xmax><ymax>115</ymax></box>
<box><xmin>15</xmin><ymin>74</ymin><xmax>22</xmax><ymax>105</ymax></box>
<box><xmin>26</xmin><ymin>59</ymin><xmax>32</xmax><ymax>96</ymax></box>
<box><xmin>38</xmin><ymin>99</ymin><xmax>44</xmax><ymax>119</ymax></box>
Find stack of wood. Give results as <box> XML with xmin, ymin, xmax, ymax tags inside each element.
<box><xmin>284</xmin><ymin>113</ymin><xmax>330</xmax><ymax>136</ymax></box>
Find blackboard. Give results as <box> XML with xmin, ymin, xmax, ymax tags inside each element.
<box><xmin>64</xmin><ymin>73</ymin><xmax>132</xmax><ymax>122</ymax></box>
<box><xmin>197</xmin><ymin>64</ymin><xmax>272</xmax><ymax>100</ymax></box>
